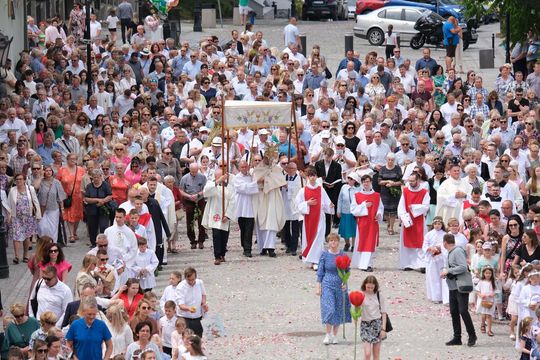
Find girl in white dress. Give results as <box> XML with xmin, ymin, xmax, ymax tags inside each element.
<box><xmin>506</xmin><ymin>264</ymin><xmax>525</xmax><ymax>341</ymax></box>
<box><xmin>181</xmin><ymin>335</ymin><xmax>207</xmax><ymax>360</ymax></box>
<box><xmin>476</xmin><ymin>266</ymin><xmax>496</xmax><ymax>336</ymax></box>
<box><xmin>517</xmin><ymin>270</ymin><xmax>540</xmax><ymax>349</ymax></box>
<box><xmin>422</xmin><ymin>216</ymin><xmax>447</xmax><ymax>303</ymax></box>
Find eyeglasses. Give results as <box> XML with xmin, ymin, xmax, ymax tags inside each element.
<box><xmin>321</xmin><ymin>125</ymin><xmax>330</xmax><ymax>129</ymax></box>
<box><xmin>466</xmin><ymin>125</ymin><xmax>474</xmax><ymax>128</ymax></box>
<box><xmin>36</xmin><ymin>348</ymin><xmax>48</xmax><ymax>354</ymax></box>
<box><xmin>508</xmin><ymin>223</ymin><xmax>519</xmax><ymax>227</ymax></box>
<box><xmin>436</xmin><ymin>137</ymin><xmax>444</xmax><ymax>140</ymax></box>
<box><xmin>100</xmin><ymin>258</ymin><xmax>109</xmax><ymax>262</ymax></box>
<box><xmin>280</xmin><ymin>162</ymin><xmax>288</xmax><ymax>166</ymax></box>
<box><xmin>141</xmin><ymin>306</ymin><xmax>150</xmax><ymax>310</ymax></box>
<box><xmin>419</xmin><ymin>141</ymin><xmax>428</xmax><ymax>145</ymax></box>
<box><xmin>307</xmin><ymin>112</ymin><xmax>315</xmax><ymax>115</ymax></box>
<box><xmin>14</xmin><ymin>314</ymin><xmax>24</xmax><ymax>319</ymax></box>
<box><xmin>115</xmin><ymin>148</ymin><xmax>123</xmax><ymax>151</ymax></box>
<box><xmin>32</xmin><ymin>167</ymin><xmax>41</xmax><ymax>171</ymax></box>
<box><xmin>336</xmin><ymin>144</ymin><xmax>345</xmax><ymax>147</ymax></box>
<box><xmin>49</xmin><ymin>248</ymin><xmax>59</xmax><ymax>253</ymax></box>
<box><xmin>500</xmin><ymin>120</ymin><xmax>507</xmax><ymax>123</ymax></box>
<box><xmin>429</xmin><ymin>127</ymin><xmax>437</xmax><ymax>130</ymax></box>
<box><xmin>401</xmin><ymin>143</ymin><xmax>410</xmax><ymax>146</ymax></box>
<box><xmin>526</xmin><ymin>123</ymin><xmax>534</xmax><ymax>125</ymax></box>
<box><xmin>457</xmin><ymin>108</ymin><xmax>464</xmax><ymax>111</ymax></box>
<box><xmin>97</xmin><ymin>243</ymin><xmax>108</xmax><ymax>248</ymax></box>
<box><xmin>42</xmin><ymin>276</ymin><xmax>53</xmax><ymax>281</ymax></box>
<box><xmin>102</xmin><ymin>167</ymin><xmax>109</xmax><ymax>171</ymax></box>
<box><xmin>164</xmin><ymin>151</ymin><xmax>172</xmax><ymax>154</ymax></box>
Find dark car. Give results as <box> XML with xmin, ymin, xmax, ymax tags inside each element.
<box><xmin>303</xmin><ymin>0</ymin><xmax>349</xmax><ymax>21</ymax></box>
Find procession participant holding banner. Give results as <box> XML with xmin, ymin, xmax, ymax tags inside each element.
<box><xmin>232</xmin><ymin>160</ymin><xmax>259</xmax><ymax>258</ymax></box>
<box><xmin>296</xmin><ymin>166</ymin><xmax>334</xmax><ymax>269</ymax></box>
<box><xmin>397</xmin><ymin>173</ymin><xmax>430</xmax><ymax>271</ymax></box>
<box><xmin>351</xmin><ymin>175</ymin><xmax>384</xmax><ymax>272</ymax></box>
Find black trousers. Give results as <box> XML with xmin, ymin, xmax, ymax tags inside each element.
<box><xmin>156</xmin><ymin>241</ymin><xmax>164</xmax><ymax>266</ymax></box>
<box><xmin>449</xmin><ymin>289</ymin><xmax>476</xmax><ymax>340</ymax></box>
<box><xmin>87</xmin><ymin>214</ymin><xmax>110</xmax><ymax>247</ymax></box>
<box><xmin>238</xmin><ymin>217</ymin><xmax>254</xmax><ymax>252</ymax></box>
<box><xmin>184</xmin><ymin>317</ymin><xmax>203</xmax><ymax>337</ymax></box>
<box><xmin>212</xmin><ymin>228</ymin><xmax>229</xmax><ymax>259</ymax></box>
<box><xmin>184</xmin><ymin>199</ymin><xmax>206</xmax><ymax>244</ymax></box>
<box><xmin>120</xmin><ymin>18</ymin><xmax>131</xmax><ymax>43</ymax></box>
<box><xmin>283</xmin><ymin>220</ymin><xmax>300</xmax><ymax>251</ymax></box>
<box><xmin>385</xmin><ymin>45</ymin><xmax>396</xmax><ymax>59</ymax></box>
<box><xmin>163</xmin><ymin>346</ymin><xmax>172</xmax><ymax>356</ymax></box>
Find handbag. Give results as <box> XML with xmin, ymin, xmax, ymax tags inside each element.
<box><xmin>376</xmin><ymin>291</ymin><xmax>393</xmax><ymax>333</ymax></box>
<box><xmin>481</xmin><ymin>300</ymin><xmax>494</xmax><ymax>309</ymax></box>
<box><xmin>456</xmin><ymin>270</ymin><xmax>474</xmax><ymax>293</ymax></box>
<box><xmin>63</xmin><ymin>168</ymin><xmax>78</xmax><ymax>209</ymax></box>
<box><xmin>30</xmin><ymin>279</ymin><xmax>43</xmax><ymax>317</ymax></box>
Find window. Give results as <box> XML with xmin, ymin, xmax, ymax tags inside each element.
<box><xmin>385</xmin><ymin>8</ymin><xmax>402</xmax><ymax>20</ymax></box>
<box><xmin>377</xmin><ymin>10</ymin><xmax>386</xmax><ymax>18</ymax></box>
<box><xmin>404</xmin><ymin>10</ymin><xmax>422</xmax><ymax>22</ymax></box>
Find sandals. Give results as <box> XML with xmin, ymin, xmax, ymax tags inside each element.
<box><xmin>481</xmin><ymin>324</ymin><xmax>486</xmax><ymax>333</ymax></box>
<box><xmin>487</xmin><ymin>331</ymin><xmax>494</xmax><ymax>337</ymax></box>
<box><xmin>23</xmin><ymin>257</ymin><xmax>29</xmax><ymax>263</ymax></box>
<box><xmin>13</xmin><ymin>257</ymin><xmax>19</xmax><ymax>264</ymax></box>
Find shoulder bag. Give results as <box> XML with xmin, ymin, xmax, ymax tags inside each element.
<box><xmin>376</xmin><ymin>291</ymin><xmax>393</xmax><ymax>332</ymax></box>
<box><xmin>454</xmin><ymin>248</ymin><xmax>474</xmax><ymax>293</ymax></box>
<box><xmin>30</xmin><ymin>279</ymin><xmax>43</xmax><ymax>317</ymax></box>
<box><xmin>63</xmin><ymin>168</ymin><xmax>78</xmax><ymax>209</ymax></box>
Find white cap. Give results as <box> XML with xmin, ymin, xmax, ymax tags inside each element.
<box><xmin>258</xmin><ymin>128</ymin><xmax>270</xmax><ymax>135</ymax></box>
<box><xmin>211</xmin><ymin>137</ymin><xmax>223</xmax><ymax>146</ymax></box>
<box><xmin>199</xmin><ymin>126</ymin><xmax>210</xmax><ymax>133</ymax></box>
<box><xmin>335</xmin><ymin>136</ymin><xmax>345</xmax><ymax>145</ymax></box>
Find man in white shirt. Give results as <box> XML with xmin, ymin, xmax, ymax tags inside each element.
<box><xmin>439</xmin><ymin>92</ymin><xmax>459</xmax><ymax>123</ymax></box>
<box><xmin>87</xmin><ymin>233</ymin><xmax>124</xmax><ymax>265</ymax></box>
<box><xmin>337</xmin><ymin>62</ymin><xmax>358</xmax><ymax>82</ymax></box>
<box><xmin>441</xmin><ymin>113</ymin><xmax>466</xmax><ymax>141</ymax></box>
<box><xmin>2</xmin><ymin>107</ymin><xmax>28</xmax><ymax>142</ymax></box>
<box><xmin>231</xmin><ymin>69</ymin><xmax>249</xmax><ymax>99</ymax></box>
<box><xmin>30</xmin><ymin>265</ymin><xmax>73</xmax><ymax>328</ymax></box>
<box><xmin>32</xmin><ymin>89</ymin><xmax>57</xmax><ymax>120</ymax></box>
<box><xmin>366</xmin><ymin>132</ymin><xmax>390</xmax><ymax>172</ymax></box>
<box><xmin>396</xmin><ymin>64</ymin><xmax>415</xmax><ymax>94</ymax></box>
<box><xmin>283</xmin><ymin>17</ymin><xmax>300</xmax><ymax>47</ymax></box>
<box><xmin>89</xmin><ymin>13</ymin><xmax>102</xmax><ymax>40</ymax></box>
<box><xmin>104</xmin><ymin>208</ymin><xmax>138</xmax><ymax>265</ymax></box>
<box><xmin>175</xmin><ymin>267</ymin><xmax>208</xmax><ymax>337</ymax></box>
<box><xmin>283</xmin><ymin>44</ymin><xmax>307</xmax><ymax>68</ymax></box>
<box><xmin>82</xmin><ymin>95</ymin><xmax>105</xmax><ymax>124</ymax></box>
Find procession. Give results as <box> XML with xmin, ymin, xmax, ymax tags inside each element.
<box><xmin>0</xmin><ymin>0</ymin><xmax>538</xmax><ymax>358</ymax></box>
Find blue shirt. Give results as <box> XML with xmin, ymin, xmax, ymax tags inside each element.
<box><xmin>36</xmin><ymin>143</ymin><xmax>62</xmax><ymax>166</ymax></box>
<box><xmin>277</xmin><ymin>142</ymin><xmax>296</xmax><ymax>157</ymax></box>
<box><xmin>66</xmin><ymin>318</ymin><xmax>111</xmax><ymax>360</ymax></box>
<box><xmin>442</xmin><ymin>21</ymin><xmax>459</xmax><ymax>46</ymax></box>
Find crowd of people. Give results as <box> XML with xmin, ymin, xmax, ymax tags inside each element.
<box><xmin>0</xmin><ymin>1</ymin><xmax>539</xmax><ymax>358</ymax></box>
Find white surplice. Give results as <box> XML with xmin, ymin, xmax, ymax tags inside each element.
<box><xmin>295</xmin><ymin>180</ymin><xmax>333</xmax><ymax>264</ymax></box>
<box><xmin>350</xmin><ymin>188</ymin><xmax>384</xmax><ymax>270</ymax></box>
<box><xmin>104</xmin><ymin>223</ymin><xmax>138</xmax><ymax>265</ymax></box>
<box><xmin>129</xmin><ymin>249</ymin><xmax>159</xmax><ymax>290</ymax></box>
<box><xmin>435</xmin><ymin>177</ymin><xmax>472</xmax><ymax>224</ymax></box>
<box><xmin>397</xmin><ymin>183</ymin><xmax>430</xmax><ymax>270</ymax></box>
<box><xmin>422</xmin><ymin>229</ymin><xmax>448</xmax><ymax>303</ymax></box>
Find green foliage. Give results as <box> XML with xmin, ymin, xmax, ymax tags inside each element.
<box><xmin>461</xmin><ymin>0</ymin><xmax>540</xmax><ymax>45</ymax></box>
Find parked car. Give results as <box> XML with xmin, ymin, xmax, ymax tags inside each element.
<box><xmin>348</xmin><ymin>0</ymin><xmax>357</xmax><ymax>18</ymax></box>
<box><xmin>353</xmin><ymin>6</ymin><xmax>477</xmax><ymax>48</ymax></box>
<box><xmin>302</xmin><ymin>0</ymin><xmax>349</xmax><ymax>20</ymax></box>
<box><xmin>355</xmin><ymin>0</ymin><xmax>385</xmax><ymax>15</ymax></box>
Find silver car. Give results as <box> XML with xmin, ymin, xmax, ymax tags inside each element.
<box><xmin>354</xmin><ymin>6</ymin><xmax>432</xmax><ymax>46</ymax></box>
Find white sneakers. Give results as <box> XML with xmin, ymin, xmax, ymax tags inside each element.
<box><xmin>323</xmin><ymin>334</ymin><xmax>339</xmax><ymax>345</ymax></box>
<box><xmin>323</xmin><ymin>334</ymin><xmax>331</xmax><ymax>345</ymax></box>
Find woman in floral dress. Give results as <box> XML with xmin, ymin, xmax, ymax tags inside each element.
<box><xmin>7</xmin><ymin>173</ymin><xmax>41</xmax><ymax>264</ymax></box>
<box><xmin>68</xmin><ymin>3</ymin><xmax>85</xmax><ymax>39</ymax></box>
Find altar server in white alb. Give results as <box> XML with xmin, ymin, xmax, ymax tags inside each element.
<box><xmin>435</xmin><ymin>162</ymin><xmax>472</xmax><ymax>224</ymax></box>
<box><xmin>350</xmin><ymin>175</ymin><xmax>384</xmax><ymax>272</ymax></box>
<box><xmin>397</xmin><ymin>173</ymin><xmax>430</xmax><ymax>271</ymax></box>
<box><xmin>422</xmin><ymin>216</ymin><xmax>449</xmax><ymax>304</ymax></box>
<box><xmin>129</xmin><ymin>237</ymin><xmax>159</xmax><ymax>291</ymax></box>
<box><xmin>104</xmin><ymin>208</ymin><xmax>138</xmax><ymax>265</ymax></box>
<box><xmin>232</xmin><ymin>160</ymin><xmax>259</xmax><ymax>258</ymax></box>
<box><xmin>295</xmin><ymin>166</ymin><xmax>333</xmax><ymax>269</ymax></box>
<box><xmin>202</xmin><ymin>167</ymin><xmax>236</xmax><ymax>265</ymax></box>
<box><xmin>281</xmin><ymin>160</ymin><xmax>303</xmax><ymax>256</ymax></box>
<box><xmin>252</xmin><ymin>159</ymin><xmax>286</xmax><ymax>258</ymax></box>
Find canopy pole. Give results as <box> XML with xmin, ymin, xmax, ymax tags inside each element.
<box><xmin>221</xmin><ymin>98</ymin><xmax>226</xmax><ymax>218</ymax></box>
<box><xmin>291</xmin><ymin>102</ymin><xmax>303</xmax><ymax>187</ymax></box>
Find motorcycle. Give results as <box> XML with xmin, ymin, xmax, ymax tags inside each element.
<box><xmin>410</xmin><ymin>13</ymin><xmax>471</xmax><ymax>51</ymax></box>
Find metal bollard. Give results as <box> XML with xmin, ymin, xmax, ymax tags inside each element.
<box><xmin>491</xmin><ymin>33</ymin><xmax>495</xmax><ymax>59</ymax></box>
<box><xmin>300</xmin><ymin>34</ymin><xmax>307</xmax><ymax>56</ymax></box>
<box><xmin>345</xmin><ymin>33</ymin><xmax>354</xmax><ymax>54</ymax></box>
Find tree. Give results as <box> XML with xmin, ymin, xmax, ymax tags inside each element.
<box><xmin>461</xmin><ymin>0</ymin><xmax>539</xmax><ymax>45</ymax></box>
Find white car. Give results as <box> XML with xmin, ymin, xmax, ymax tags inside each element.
<box><xmin>354</xmin><ymin>6</ymin><xmax>432</xmax><ymax>46</ymax></box>
<box><xmin>347</xmin><ymin>0</ymin><xmax>357</xmax><ymax>18</ymax></box>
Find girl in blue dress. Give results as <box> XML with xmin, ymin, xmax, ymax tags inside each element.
<box><xmin>337</xmin><ymin>173</ymin><xmax>361</xmax><ymax>252</ymax></box>
<box><xmin>316</xmin><ymin>233</ymin><xmax>352</xmax><ymax>345</ymax></box>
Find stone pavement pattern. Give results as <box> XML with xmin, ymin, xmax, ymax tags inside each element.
<box><xmin>0</xmin><ymin>20</ymin><xmax>516</xmax><ymax>359</ymax></box>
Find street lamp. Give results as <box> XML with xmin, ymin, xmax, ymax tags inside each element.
<box><xmin>193</xmin><ymin>2</ymin><xmax>202</xmax><ymax>32</ymax></box>
<box><xmin>84</xmin><ymin>0</ymin><xmax>93</xmax><ymax>102</ymax></box>
<box><xmin>0</xmin><ymin>32</ymin><xmax>12</xmax><ymax>279</ymax></box>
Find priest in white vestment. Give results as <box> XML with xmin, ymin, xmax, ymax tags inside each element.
<box><xmin>397</xmin><ymin>173</ymin><xmax>430</xmax><ymax>270</ymax></box>
<box><xmin>435</xmin><ymin>163</ymin><xmax>472</xmax><ymax>224</ymax></box>
<box><xmin>104</xmin><ymin>209</ymin><xmax>138</xmax><ymax>265</ymax></box>
<box><xmin>295</xmin><ymin>167</ymin><xmax>333</xmax><ymax>266</ymax></box>
<box><xmin>252</xmin><ymin>162</ymin><xmax>286</xmax><ymax>257</ymax></box>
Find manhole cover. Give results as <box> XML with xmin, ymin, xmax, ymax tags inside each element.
<box><xmin>286</xmin><ymin>331</ymin><xmax>326</xmax><ymax>337</ymax></box>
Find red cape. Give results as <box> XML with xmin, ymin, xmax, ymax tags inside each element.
<box><xmin>402</xmin><ymin>187</ymin><xmax>427</xmax><ymax>248</ymax></box>
<box><xmin>302</xmin><ymin>186</ymin><xmax>322</xmax><ymax>258</ymax></box>
<box><xmin>355</xmin><ymin>191</ymin><xmax>380</xmax><ymax>252</ymax></box>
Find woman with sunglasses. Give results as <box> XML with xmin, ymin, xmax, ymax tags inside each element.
<box><xmin>7</xmin><ymin>173</ymin><xmax>40</xmax><ymax>264</ymax></box>
<box><xmin>72</xmin><ymin>113</ymin><xmax>92</xmax><ymax>139</ymax></box>
<box><xmin>364</xmin><ymin>74</ymin><xmax>385</xmax><ymax>101</ymax></box>
<box><xmin>125</xmin><ymin>158</ymin><xmax>143</xmax><ymax>186</ymax></box>
<box><xmin>1</xmin><ymin>303</ymin><xmax>40</xmax><ymax>358</ymax></box>
<box><xmin>128</xmin><ymin>300</ymin><xmax>159</xmax><ymax>336</ymax></box>
<box><xmin>30</xmin><ymin>118</ymin><xmax>49</xmax><ymax>149</ymax></box>
<box><xmin>29</xmin><ymin>339</ymin><xmax>48</xmax><ymax>360</ymax></box>
<box><xmin>500</xmin><ymin>215</ymin><xmax>525</xmax><ymax>277</ymax></box>
<box><xmin>37</xmin><ymin>242</ymin><xmax>72</xmax><ymax>282</ymax></box>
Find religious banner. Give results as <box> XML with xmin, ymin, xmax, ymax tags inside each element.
<box><xmin>223</xmin><ymin>100</ymin><xmax>292</xmax><ymax>130</ymax></box>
